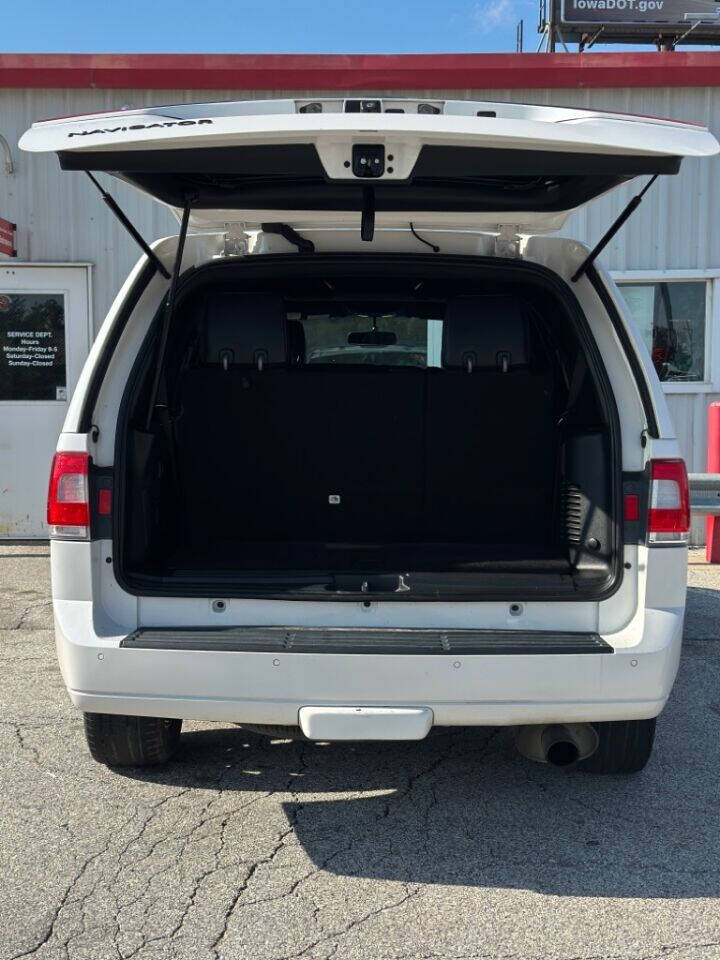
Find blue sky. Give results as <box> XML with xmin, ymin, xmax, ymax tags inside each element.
<box><xmin>3</xmin><ymin>0</ymin><xmax>546</xmax><ymax>54</ymax></box>
<box><xmin>4</xmin><ymin>0</ymin><xmax>712</xmax><ymax>54</ymax></box>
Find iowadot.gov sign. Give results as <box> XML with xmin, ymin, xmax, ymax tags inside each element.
<box><xmin>561</xmin><ymin>0</ymin><xmax>720</xmax><ymax>23</ymax></box>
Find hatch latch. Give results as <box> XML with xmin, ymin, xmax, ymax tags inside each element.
<box><xmin>223</xmin><ymin>223</ymin><xmax>249</xmax><ymax>258</ymax></box>
<box><xmin>494</xmin><ymin>226</ymin><xmax>522</xmax><ymax>259</ymax></box>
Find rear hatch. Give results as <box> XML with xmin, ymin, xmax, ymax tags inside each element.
<box><xmin>21</xmin><ymin>99</ymin><xmax>717</xmax><ymax>611</ymax></box>
<box><xmin>19</xmin><ymin>97</ymin><xmax>718</xmax><ymax>235</ymax></box>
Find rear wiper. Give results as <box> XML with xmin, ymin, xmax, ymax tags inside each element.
<box><xmin>261</xmin><ymin>222</ymin><xmax>315</xmax><ymax>253</ymax></box>
<box><xmin>571</xmin><ymin>175</ymin><xmax>658</xmax><ymax>283</ymax></box>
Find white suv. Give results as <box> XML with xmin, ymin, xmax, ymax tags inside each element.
<box><xmin>21</xmin><ymin>98</ymin><xmax>717</xmax><ymax>773</ymax></box>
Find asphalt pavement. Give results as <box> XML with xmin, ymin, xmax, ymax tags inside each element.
<box><xmin>1</xmin><ymin>543</ymin><xmax>719</xmax><ymax>960</ymax></box>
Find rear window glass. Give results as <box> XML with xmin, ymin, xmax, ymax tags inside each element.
<box><xmin>294</xmin><ymin>312</ymin><xmax>443</xmax><ymax>368</ymax></box>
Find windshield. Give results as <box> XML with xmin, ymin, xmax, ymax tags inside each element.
<box><xmin>294</xmin><ymin>311</ymin><xmax>443</xmax><ymax>368</ymax></box>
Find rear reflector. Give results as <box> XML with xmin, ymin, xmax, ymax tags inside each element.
<box><xmin>648</xmin><ymin>458</ymin><xmax>690</xmax><ymax>544</ymax></box>
<box><xmin>47</xmin><ymin>452</ymin><xmax>90</xmax><ymax>539</ymax></box>
<box><xmin>98</xmin><ymin>488</ymin><xmax>112</xmax><ymax>516</ymax></box>
<box><xmin>624</xmin><ymin>494</ymin><xmax>639</xmax><ymax>522</ymax></box>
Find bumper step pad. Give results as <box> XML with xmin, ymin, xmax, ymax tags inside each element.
<box><xmin>121</xmin><ymin>626</ymin><xmax>612</xmax><ymax>656</ymax></box>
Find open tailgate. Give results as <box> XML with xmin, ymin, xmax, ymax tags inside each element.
<box><xmin>19</xmin><ymin>97</ymin><xmax>719</xmax><ymax>233</ymax></box>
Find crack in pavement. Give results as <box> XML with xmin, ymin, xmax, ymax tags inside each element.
<box><xmin>5</xmin><ymin>547</ymin><xmax>720</xmax><ymax>960</ymax></box>
<box><xmin>279</xmin><ymin>882</ymin><xmax>423</xmax><ymax>960</ymax></box>
<box><xmin>10</xmin><ymin>600</ymin><xmax>53</xmax><ymax>631</ymax></box>
<box><xmin>8</xmin><ymin>807</ymin><xmax>142</xmax><ymax>960</ymax></box>
<box><xmin>208</xmin><ymin>742</ymin><xmax>312</xmax><ymax>958</ymax></box>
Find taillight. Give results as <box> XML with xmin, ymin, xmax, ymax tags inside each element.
<box><xmin>47</xmin><ymin>452</ymin><xmax>90</xmax><ymax>539</ymax></box>
<box><xmin>647</xmin><ymin>458</ymin><xmax>690</xmax><ymax>544</ymax></box>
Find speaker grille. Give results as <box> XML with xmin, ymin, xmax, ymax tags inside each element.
<box><xmin>564</xmin><ymin>482</ymin><xmax>584</xmax><ymax>544</ymax></box>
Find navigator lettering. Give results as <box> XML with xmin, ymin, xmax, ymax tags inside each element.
<box><xmin>68</xmin><ymin>119</ymin><xmax>214</xmax><ymax>137</ymax></box>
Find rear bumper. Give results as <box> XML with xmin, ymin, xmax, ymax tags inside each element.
<box><xmin>55</xmin><ymin>606</ymin><xmax>684</xmax><ymax>728</ymax></box>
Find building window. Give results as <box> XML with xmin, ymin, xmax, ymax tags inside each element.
<box><xmin>616</xmin><ymin>279</ymin><xmax>709</xmax><ymax>384</ymax></box>
<box><xmin>0</xmin><ymin>292</ymin><xmax>67</xmax><ymax>400</ymax></box>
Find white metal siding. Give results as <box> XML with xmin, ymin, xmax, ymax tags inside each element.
<box><xmin>1</xmin><ymin>84</ymin><xmax>718</xmax><ymax>541</ymax></box>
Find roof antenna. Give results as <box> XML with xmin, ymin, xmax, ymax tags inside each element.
<box><xmin>571</xmin><ymin>175</ymin><xmax>658</xmax><ymax>283</ymax></box>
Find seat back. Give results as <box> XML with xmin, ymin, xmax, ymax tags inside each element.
<box><xmin>175</xmin><ymin>293</ymin><xmax>294</xmax><ymax>542</ymax></box>
<box><xmin>173</xmin><ymin>292</ymin><xmax>558</xmax><ymax>554</ymax></box>
<box><xmin>204</xmin><ymin>293</ymin><xmax>287</xmax><ymax>370</ymax></box>
<box><xmin>442</xmin><ymin>295</ymin><xmax>530</xmax><ymax>374</ymax></box>
<box><xmin>427</xmin><ymin>296</ymin><xmax>556</xmax><ymax>543</ymax></box>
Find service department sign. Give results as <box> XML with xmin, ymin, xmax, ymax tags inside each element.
<box><xmin>562</xmin><ymin>0</ymin><xmax>720</xmax><ymax>23</ymax></box>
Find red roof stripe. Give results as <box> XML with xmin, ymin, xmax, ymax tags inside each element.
<box><xmin>1</xmin><ymin>52</ymin><xmax>720</xmax><ymax>90</ymax></box>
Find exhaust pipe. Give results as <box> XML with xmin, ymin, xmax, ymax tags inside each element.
<box><xmin>515</xmin><ymin>723</ymin><xmax>599</xmax><ymax>767</ymax></box>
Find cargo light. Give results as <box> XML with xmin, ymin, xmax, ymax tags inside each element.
<box><xmin>647</xmin><ymin>459</ymin><xmax>690</xmax><ymax>544</ymax></box>
<box><xmin>47</xmin><ymin>452</ymin><xmax>90</xmax><ymax>539</ymax></box>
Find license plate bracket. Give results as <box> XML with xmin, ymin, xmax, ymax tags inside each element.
<box><xmin>298</xmin><ymin>705</ymin><xmax>433</xmax><ymax>741</ymax></box>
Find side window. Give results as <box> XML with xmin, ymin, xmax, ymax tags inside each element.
<box><xmin>617</xmin><ymin>280</ymin><xmax>708</xmax><ymax>384</ymax></box>
<box><xmin>0</xmin><ymin>292</ymin><xmax>67</xmax><ymax>400</ymax></box>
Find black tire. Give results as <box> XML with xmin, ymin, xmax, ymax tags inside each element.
<box><xmin>84</xmin><ymin>713</ymin><xmax>182</xmax><ymax>767</ymax></box>
<box><xmin>578</xmin><ymin>718</ymin><xmax>656</xmax><ymax>774</ymax></box>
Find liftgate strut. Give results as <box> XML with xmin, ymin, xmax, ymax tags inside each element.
<box><xmin>145</xmin><ymin>198</ymin><xmax>193</xmax><ymax>430</ymax></box>
<box><xmin>571</xmin><ymin>175</ymin><xmax>658</xmax><ymax>283</ymax></box>
<box><xmin>85</xmin><ymin>171</ymin><xmax>171</xmax><ymax>279</ymax></box>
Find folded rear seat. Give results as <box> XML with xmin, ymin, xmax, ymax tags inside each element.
<box><xmin>309</xmin><ymin>368</ymin><xmax>425</xmax><ymax>543</ymax></box>
<box><xmin>175</xmin><ymin>293</ymin><xmax>301</xmax><ymax>543</ymax></box>
<box><xmin>174</xmin><ymin>291</ymin><xmax>558</xmax><ymax>564</ymax></box>
<box><xmin>425</xmin><ymin>295</ymin><xmax>557</xmax><ymax>547</ymax></box>
<box><xmin>175</xmin><ymin>295</ymin><xmax>426</xmax><ymax>550</ymax></box>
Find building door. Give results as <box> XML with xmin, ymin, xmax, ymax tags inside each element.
<box><xmin>0</xmin><ymin>264</ymin><xmax>91</xmax><ymax>538</ymax></box>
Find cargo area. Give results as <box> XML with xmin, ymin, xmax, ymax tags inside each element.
<box><xmin>115</xmin><ymin>255</ymin><xmax>621</xmax><ymax>599</ymax></box>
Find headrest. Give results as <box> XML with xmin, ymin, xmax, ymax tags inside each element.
<box><xmin>204</xmin><ymin>293</ymin><xmax>287</xmax><ymax>369</ymax></box>
<box><xmin>287</xmin><ymin>319</ymin><xmax>306</xmax><ymax>366</ymax></box>
<box><xmin>442</xmin><ymin>296</ymin><xmax>530</xmax><ymax>373</ymax></box>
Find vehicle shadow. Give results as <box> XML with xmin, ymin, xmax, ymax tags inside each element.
<box><xmin>121</xmin><ymin>655</ymin><xmax>720</xmax><ymax>900</ymax></box>
<box><xmin>685</xmin><ymin>584</ymin><xmax>720</xmax><ymax>641</ymax></box>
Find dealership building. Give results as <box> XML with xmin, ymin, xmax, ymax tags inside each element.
<box><xmin>1</xmin><ymin>51</ymin><xmax>720</xmax><ymax>540</ymax></box>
